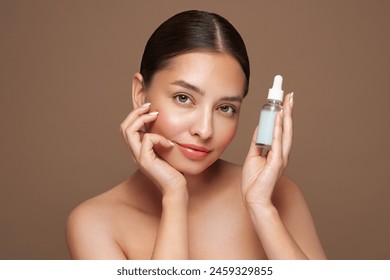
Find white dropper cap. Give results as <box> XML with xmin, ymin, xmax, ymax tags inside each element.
<box><xmin>267</xmin><ymin>75</ymin><xmax>284</xmax><ymax>101</ymax></box>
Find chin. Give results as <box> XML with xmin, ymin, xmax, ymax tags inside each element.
<box><xmin>172</xmin><ymin>161</ymin><xmax>212</xmax><ymax>176</ymax></box>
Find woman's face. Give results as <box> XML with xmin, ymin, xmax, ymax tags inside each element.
<box><xmin>143</xmin><ymin>52</ymin><xmax>246</xmax><ymax>175</ymax></box>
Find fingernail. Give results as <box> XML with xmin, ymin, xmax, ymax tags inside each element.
<box><xmin>148</xmin><ymin>111</ymin><xmax>159</xmax><ymax>116</ymax></box>
<box><xmin>142</xmin><ymin>102</ymin><xmax>151</xmax><ymax>107</ymax></box>
<box><xmin>289</xmin><ymin>92</ymin><xmax>294</xmax><ymax>108</ymax></box>
<box><xmin>168</xmin><ymin>140</ymin><xmax>174</xmax><ymax>146</ymax></box>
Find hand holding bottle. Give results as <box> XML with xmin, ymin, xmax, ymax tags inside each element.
<box><xmin>241</xmin><ymin>75</ymin><xmax>294</xmax><ymax>209</ymax></box>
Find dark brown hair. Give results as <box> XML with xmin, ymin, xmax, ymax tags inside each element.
<box><xmin>140</xmin><ymin>10</ymin><xmax>250</xmax><ymax>96</ymax></box>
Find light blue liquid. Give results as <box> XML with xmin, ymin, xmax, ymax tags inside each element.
<box><xmin>256</xmin><ymin>100</ymin><xmax>282</xmax><ymax>149</ymax></box>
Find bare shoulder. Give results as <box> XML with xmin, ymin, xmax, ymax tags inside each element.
<box><xmin>66</xmin><ymin>178</ymin><xmax>136</xmax><ymax>259</ymax></box>
<box><xmin>272</xmin><ymin>176</ymin><xmax>305</xmax><ymax>208</ymax></box>
<box><xmin>272</xmin><ymin>175</ymin><xmax>313</xmax><ymax>223</ymax></box>
<box><xmin>272</xmin><ymin>176</ymin><xmax>327</xmax><ymax>259</ymax></box>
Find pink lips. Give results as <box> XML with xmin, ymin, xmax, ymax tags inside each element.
<box><xmin>175</xmin><ymin>142</ymin><xmax>211</xmax><ymax>160</ymax></box>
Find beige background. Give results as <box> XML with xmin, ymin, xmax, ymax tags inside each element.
<box><xmin>1</xmin><ymin>0</ymin><xmax>389</xmax><ymax>259</ymax></box>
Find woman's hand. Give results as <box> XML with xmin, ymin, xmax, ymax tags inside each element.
<box><xmin>120</xmin><ymin>103</ymin><xmax>190</xmax><ymax>259</ymax></box>
<box><xmin>241</xmin><ymin>93</ymin><xmax>294</xmax><ymax>209</ymax></box>
<box><xmin>120</xmin><ymin>103</ymin><xmax>187</xmax><ymax>196</ymax></box>
<box><xmin>241</xmin><ymin>93</ymin><xmax>326</xmax><ymax>260</ymax></box>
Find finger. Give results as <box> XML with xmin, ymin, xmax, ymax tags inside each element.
<box><xmin>123</xmin><ymin>111</ymin><xmax>159</xmax><ymax>137</ymax></box>
<box><xmin>269</xmin><ymin>110</ymin><xmax>284</xmax><ymax>166</ymax></box>
<box><xmin>139</xmin><ymin>133</ymin><xmax>174</xmax><ymax>165</ymax></box>
<box><xmin>119</xmin><ymin>102</ymin><xmax>151</xmax><ymax>133</ymax></box>
<box><xmin>282</xmin><ymin>93</ymin><xmax>294</xmax><ymax>165</ymax></box>
<box><xmin>123</xmin><ymin>111</ymin><xmax>159</xmax><ymax>160</ymax></box>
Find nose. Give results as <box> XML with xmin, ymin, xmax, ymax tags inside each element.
<box><xmin>189</xmin><ymin>109</ymin><xmax>213</xmax><ymax>140</ymax></box>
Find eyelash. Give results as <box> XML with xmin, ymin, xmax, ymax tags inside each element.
<box><xmin>219</xmin><ymin>105</ymin><xmax>236</xmax><ymax>115</ymax></box>
<box><xmin>173</xmin><ymin>94</ymin><xmax>237</xmax><ymax>116</ymax></box>
<box><xmin>174</xmin><ymin>94</ymin><xmax>192</xmax><ymax>105</ymax></box>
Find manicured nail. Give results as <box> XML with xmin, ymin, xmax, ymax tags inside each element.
<box><xmin>168</xmin><ymin>140</ymin><xmax>175</xmax><ymax>146</ymax></box>
<box><xmin>289</xmin><ymin>92</ymin><xmax>294</xmax><ymax>108</ymax></box>
<box><xmin>148</xmin><ymin>111</ymin><xmax>159</xmax><ymax>116</ymax></box>
<box><xmin>142</xmin><ymin>102</ymin><xmax>151</xmax><ymax>107</ymax></box>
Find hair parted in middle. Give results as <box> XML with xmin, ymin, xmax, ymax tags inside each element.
<box><xmin>140</xmin><ymin>10</ymin><xmax>250</xmax><ymax>96</ymax></box>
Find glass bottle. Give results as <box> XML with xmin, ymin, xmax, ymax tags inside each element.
<box><xmin>256</xmin><ymin>75</ymin><xmax>284</xmax><ymax>150</ymax></box>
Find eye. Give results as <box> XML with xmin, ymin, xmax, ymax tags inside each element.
<box><xmin>219</xmin><ymin>105</ymin><xmax>236</xmax><ymax>116</ymax></box>
<box><xmin>174</xmin><ymin>94</ymin><xmax>192</xmax><ymax>105</ymax></box>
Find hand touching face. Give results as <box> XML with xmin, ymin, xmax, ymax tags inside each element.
<box><xmin>135</xmin><ymin>52</ymin><xmax>246</xmax><ymax>175</ymax></box>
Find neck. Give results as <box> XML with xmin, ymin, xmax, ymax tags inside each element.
<box><xmin>183</xmin><ymin>159</ymin><xmax>224</xmax><ymax>196</ymax></box>
<box><xmin>132</xmin><ymin>159</ymin><xmax>224</xmax><ymax>198</ymax></box>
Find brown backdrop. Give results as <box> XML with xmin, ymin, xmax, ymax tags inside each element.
<box><xmin>1</xmin><ymin>0</ymin><xmax>389</xmax><ymax>259</ymax></box>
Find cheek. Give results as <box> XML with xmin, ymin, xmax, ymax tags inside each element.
<box><xmin>210</xmin><ymin>118</ymin><xmax>238</xmax><ymax>152</ymax></box>
<box><xmin>147</xmin><ymin>107</ymin><xmax>187</xmax><ymax>138</ymax></box>
<box><xmin>214</xmin><ymin>120</ymin><xmax>238</xmax><ymax>149</ymax></box>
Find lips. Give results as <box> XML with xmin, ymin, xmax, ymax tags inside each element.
<box><xmin>175</xmin><ymin>142</ymin><xmax>211</xmax><ymax>160</ymax></box>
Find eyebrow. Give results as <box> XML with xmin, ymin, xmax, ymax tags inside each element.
<box><xmin>171</xmin><ymin>80</ymin><xmax>205</xmax><ymax>95</ymax></box>
<box><xmin>171</xmin><ymin>80</ymin><xmax>243</xmax><ymax>103</ymax></box>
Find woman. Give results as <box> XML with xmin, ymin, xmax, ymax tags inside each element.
<box><xmin>66</xmin><ymin>10</ymin><xmax>326</xmax><ymax>260</ymax></box>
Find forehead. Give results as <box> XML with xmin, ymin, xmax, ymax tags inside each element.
<box><xmin>152</xmin><ymin>52</ymin><xmax>246</xmax><ymax>97</ymax></box>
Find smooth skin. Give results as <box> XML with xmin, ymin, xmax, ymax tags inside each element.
<box><xmin>66</xmin><ymin>52</ymin><xmax>326</xmax><ymax>260</ymax></box>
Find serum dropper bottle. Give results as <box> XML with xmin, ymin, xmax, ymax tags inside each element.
<box><xmin>256</xmin><ymin>75</ymin><xmax>284</xmax><ymax>149</ymax></box>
